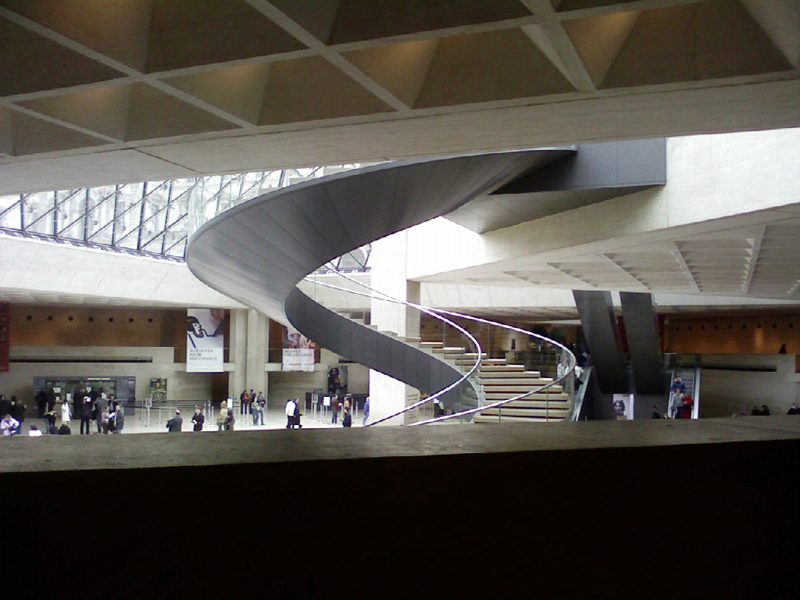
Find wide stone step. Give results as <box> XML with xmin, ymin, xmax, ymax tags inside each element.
<box><xmin>479</xmin><ymin>371</ymin><xmax>542</xmax><ymax>379</ymax></box>
<box><xmin>474</xmin><ymin>414</ymin><xmax>567</xmax><ymax>423</ymax></box>
<box><xmin>481</xmin><ymin>378</ymin><xmax>556</xmax><ymax>386</ymax></box>
<box><xmin>479</xmin><ymin>364</ymin><xmax>526</xmax><ymax>372</ymax></box>
<box><xmin>482</xmin><ymin>399</ymin><xmax>571</xmax><ymax>409</ymax></box>
<box><xmin>479</xmin><ymin>406</ymin><xmax>570</xmax><ymax>417</ymax></box>
<box><xmin>485</xmin><ymin>392</ymin><xmax>569</xmax><ymax>401</ymax></box>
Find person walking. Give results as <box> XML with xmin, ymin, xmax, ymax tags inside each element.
<box><xmin>362</xmin><ymin>397</ymin><xmax>370</xmax><ymax>426</ymax></box>
<box><xmin>256</xmin><ymin>392</ymin><xmax>266</xmax><ymax>425</ymax></box>
<box><xmin>0</xmin><ymin>394</ymin><xmax>10</xmax><ymax>418</ymax></box>
<box><xmin>192</xmin><ymin>406</ymin><xmax>205</xmax><ymax>432</ymax></box>
<box><xmin>285</xmin><ymin>399</ymin><xmax>296</xmax><ymax>429</ymax></box>
<box><xmin>1</xmin><ymin>414</ymin><xmax>19</xmax><ymax>437</ymax></box>
<box><xmin>43</xmin><ymin>409</ymin><xmax>57</xmax><ymax>434</ymax></box>
<box><xmin>250</xmin><ymin>401</ymin><xmax>264</xmax><ymax>427</ymax></box>
<box><xmin>10</xmin><ymin>397</ymin><xmax>26</xmax><ymax>436</ymax></box>
<box><xmin>166</xmin><ymin>410</ymin><xmax>182</xmax><ymax>432</ymax></box>
<box><xmin>217</xmin><ymin>400</ymin><xmax>228</xmax><ymax>432</ymax></box>
<box><xmin>331</xmin><ymin>396</ymin><xmax>339</xmax><ymax>424</ymax></box>
<box><xmin>95</xmin><ymin>394</ymin><xmax>108</xmax><ymax>434</ymax></box>
<box><xmin>61</xmin><ymin>398</ymin><xmax>71</xmax><ymax>427</ymax></box>
<box><xmin>342</xmin><ymin>406</ymin><xmax>352</xmax><ymax>428</ymax></box>
<box><xmin>292</xmin><ymin>398</ymin><xmax>302</xmax><ymax>429</ymax></box>
<box><xmin>110</xmin><ymin>403</ymin><xmax>124</xmax><ymax>434</ymax></box>
<box><xmin>669</xmin><ymin>377</ymin><xmax>686</xmax><ymax>419</ymax></box>
<box><xmin>80</xmin><ymin>395</ymin><xmax>92</xmax><ymax>435</ymax></box>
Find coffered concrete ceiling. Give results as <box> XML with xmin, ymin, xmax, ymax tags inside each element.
<box><xmin>0</xmin><ymin>0</ymin><xmax>798</xmax><ymax>194</ymax></box>
<box><xmin>417</xmin><ymin>211</ymin><xmax>800</xmax><ymax>320</ymax></box>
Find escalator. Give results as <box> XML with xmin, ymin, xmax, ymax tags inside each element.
<box><xmin>668</xmin><ymin>367</ymin><xmax>702</xmax><ymax>419</ymax></box>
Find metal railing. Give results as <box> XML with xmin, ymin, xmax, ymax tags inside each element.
<box><xmin>305</xmin><ymin>268</ymin><xmax>576</xmax><ymax>426</ymax></box>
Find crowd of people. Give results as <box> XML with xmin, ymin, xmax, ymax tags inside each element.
<box><xmin>1</xmin><ymin>388</ymin><xmax>125</xmax><ymax>437</ymax></box>
<box><xmin>238</xmin><ymin>389</ymin><xmax>266</xmax><ymax>424</ymax></box>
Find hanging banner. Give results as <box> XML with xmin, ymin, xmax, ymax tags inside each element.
<box><xmin>282</xmin><ymin>326</ymin><xmax>315</xmax><ymax>372</ymax></box>
<box><xmin>187</xmin><ymin>309</ymin><xmax>226</xmax><ymax>372</ymax></box>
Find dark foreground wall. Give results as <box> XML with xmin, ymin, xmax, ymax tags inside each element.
<box><xmin>6</xmin><ymin>427</ymin><xmax>799</xmax><ymax>600</ymax></box>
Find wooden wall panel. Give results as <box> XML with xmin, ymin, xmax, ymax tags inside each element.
<box><xmin>665</xmin><ymin>313</ymin><xmax>800</xmax><ymax>355</ymax></box>
<box><xmin>9</xmin><ymin>305</ymin><xmax>185</xmax><ymax>348</ymax></box>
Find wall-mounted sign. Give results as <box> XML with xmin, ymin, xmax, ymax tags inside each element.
<box><xmin>282</xmin><ymin>326</ymin><xmax>315</xmax><ymax>372</ymax></box>
<box><xmin>187</xmin><ymin>309</ymin><xmax>226</xmax><ymax>373</ymax></box>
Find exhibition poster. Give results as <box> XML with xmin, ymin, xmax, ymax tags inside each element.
<box><xmin>282</xmin><ymin>326</ymin><xmax>315</xmax><ymax>372</ymax></box>
<box><xmin>187</xmin><ymin>308</ymin><xmax>226</xmax><ymax>372</ymax></box>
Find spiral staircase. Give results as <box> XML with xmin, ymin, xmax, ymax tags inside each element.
<box><xmin>186</xmin><ymin>150</ymin><xmax>577</xmax><ymax>424</ymax></box>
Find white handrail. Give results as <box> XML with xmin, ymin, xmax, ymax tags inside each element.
<box><xmin>303</xmin><ymin>275</ymin><xmax>483</xmax><ymax>426</ymax></box>
<box><xmin>304</xmin><ymin>268</ymin><xmax>577</xmax><ymax>426</ymax></box>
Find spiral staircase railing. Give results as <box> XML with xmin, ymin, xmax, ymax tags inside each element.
<box><xmin>306</xmin><ymin>268</ymin><xmax>576</xmax><ymax>426</ymax></box>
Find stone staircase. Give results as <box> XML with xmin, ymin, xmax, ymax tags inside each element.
<box><xmin>332</xmin><ymin>316</ymin><xmax>571</xmax><ymax>424</ymax></box>
<box><xmin>452</xmin><ymin>354</ymin><xmax>571</xmax><ymax>423</ymax></box>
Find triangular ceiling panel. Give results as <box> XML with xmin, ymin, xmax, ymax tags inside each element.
<box><xmin>325</xmin><ymin>0</ymin><xmax>531</xmax><ymax>45</ymax></box>
<box><xmin>164</xmin><ymin>64</ymin><xmax>272</xmax><ymax>125</ymax></box>
<box><xmin>125</xmin><ymin>84</ymin><xmax>239</xmax><ymax>141</ymax></box>
<box><xmin>1</xmin><ymin>0</ymin><xmax>153</xmax><ymax>71</ymax></box>
<box><xmin>414</xmin><ymin>29</ymin><xmax>576</xmax><ymax>109</ymax></box>
<box><xmin>566</xmin><ymin>0</ymin><xmax>793</xmax><ymax>89</ymax></box>
<box><xmin>9</xmin><ymin>111</ymin><xmax>107</xmax><ymax>156</ymax></box>
<box><xmin>343</xmin><ymin>39</ymin><xmax>439</xmax><ymax>108</ymax></box>
<box><xmin>0</xmin><ymin>18</ymin><xmax>123</xmax><ymax>96</ymax></box>
<box><xmin>18</xmin><ymin>85</ymin><xmax>132</xmax><ymax>140</ymax></box>
<box><xmin>258</xmin><ymin>56</ymin><xmax>393</xmax><ymax>125</ymax></box>
<box><xmin>145</xmin><ymin>0</ymin><xmax>306</xmax><ymax>72</ymax></box>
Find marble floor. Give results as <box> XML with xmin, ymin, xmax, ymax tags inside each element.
<box><xmin>23</xmin><ymin>403</ymin><xmax>370</xmax><ymax>436</ymax></box>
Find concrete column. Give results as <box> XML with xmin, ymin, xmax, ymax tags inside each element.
<box><xmin>229</xmin><ymin>309</ymin><xmax>247</xmax><ymax>400</ymax></box>
<box><xmin>246</xmin><ymin>309</ymin><xmax>268</xmax><ymax>399</ymax></box>
<box><xmin>369</xmin><ymin>231</ymin><xmax>422</xmax><ymax>425</ymax></box>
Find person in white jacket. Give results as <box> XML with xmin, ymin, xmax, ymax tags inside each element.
<box><xmin>1</xmin><ymin>414</ymin><xmax>19</xmax><ymax>437</ymax></box>
<box><xmin>285</xmin><ymin>399</ymin><xmax>296</xmax><ymax>429</ymax></box>
<box><xmin>61</xmin><ymin>399</ymin><xmax>71</xmax><ymax>425</ymax></box>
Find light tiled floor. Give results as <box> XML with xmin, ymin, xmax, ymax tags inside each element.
<box><xmin>45</xmin><ymin>404</ymin><xmax>369</xmax><ymax>435</ymax></box>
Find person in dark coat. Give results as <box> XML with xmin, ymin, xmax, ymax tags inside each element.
<box><xmin>166</xmin><ymin>410</ymin><xmax>183</xmax><ymax>432</ymax></box>
<box><xmin>44</xmin><ymin>409</ymin><xmax>57</xmax><ymax>433</ymax></box>
<box><xmin>0</xmin><ymin>394</ymin><xmax>10</xmax><ymax>418</ymax></box>
<box><xmin>292</xmin><ymin>398</ymin><xmax>302</xmax><ymax>429</ymax></box>
<box><xmin>10</xmin><ymin>396</ymin><xmax>26</xmax><ymax>436</ymax></box>
<box><xmin>342</xmin><ymin>406</ymin><xmax>352</xmax><ymax>428</ymax></box>
<box><xmin>110</xmin><ymin>404</ymin><xmax>124</xmax><ymax>434</ymax></box>
<box><xmin>191</xmin><ymin>406</ymin><xmax>205</xmax><ymax>432</ymax></box>
<box><xmin>80</xmin><ymin>395</ymin><xmax>93</xmax><ymax>435</ymax></box>
<box><xmin>94</xmin><ymin>394</ymin><xmax>108</xmax><ymax>434</ymax></box>
<box><xmin>35</xmin><ymin>389</ymin><xmax>49</xmax><ymax>419</ymax></box>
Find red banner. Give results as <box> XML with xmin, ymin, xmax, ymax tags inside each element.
<box><xmin>0</xmin><ymin>303</ymin><xmax>9</xmax><ymax>372</ymax></box>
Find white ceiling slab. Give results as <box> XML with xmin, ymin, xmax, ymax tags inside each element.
<box><xmin>0</xmin><ymin>149</ymin><xmax>197</xmax><ymax>195</ymax></box>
